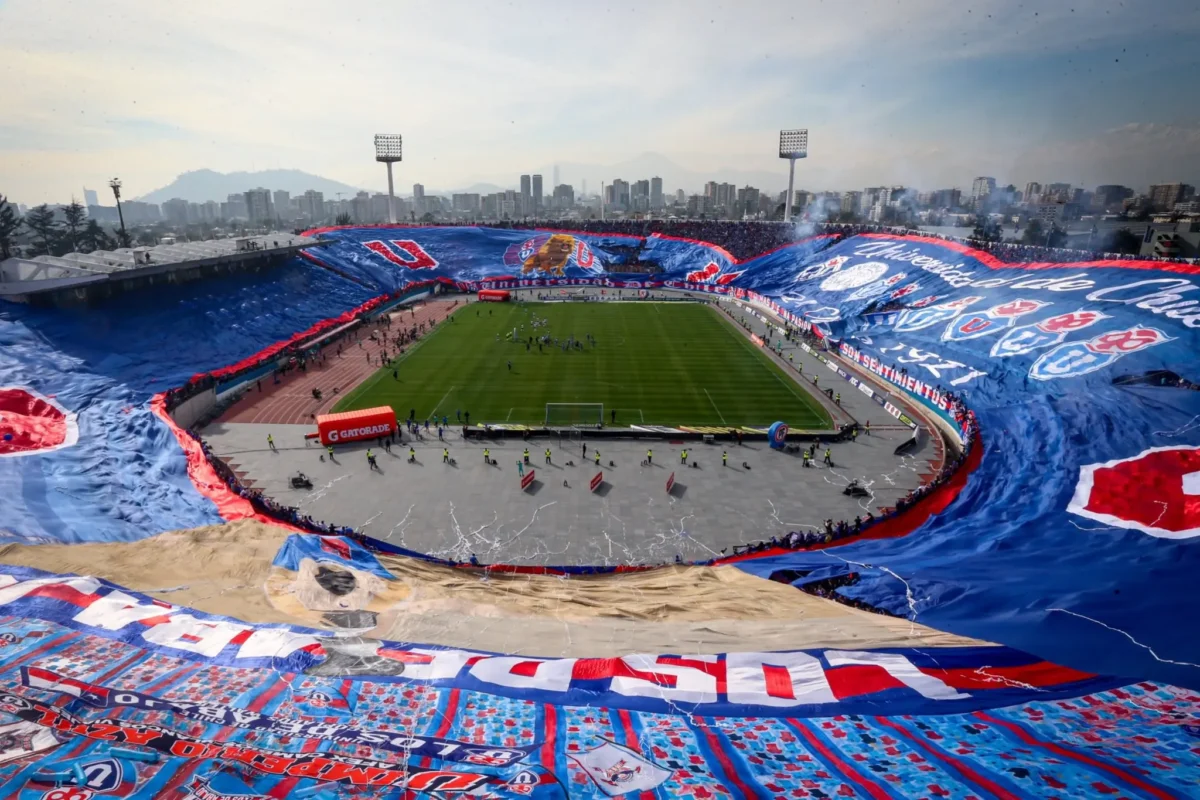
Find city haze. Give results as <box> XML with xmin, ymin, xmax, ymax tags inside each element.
<box><xmin>2</xmin><ymin>0</ymin><xmax>1199</xmax><ymax>205</ymax></box>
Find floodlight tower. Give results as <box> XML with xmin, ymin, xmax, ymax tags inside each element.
<box><xmin>374</xmin><ymin>134</ymin><xmax>403</xmax><ymax>224</ymax></box>
<box><xmin>779</xmin><ymin>129</ymin><xmax>808</xmax><ymax>222</ymax></box>
<box><xmin>108</xmin><ymin>178</ymin><xmax>128</xmax><ymax>247</ymax></box>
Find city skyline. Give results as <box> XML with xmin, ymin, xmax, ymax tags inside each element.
<box><xmin>2</xmin><ymin>0</ymin><xmax>1199</xmax><ymax>204</ymax></box>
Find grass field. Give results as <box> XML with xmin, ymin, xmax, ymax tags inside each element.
<box><xmin>333</xmin><ymin>301</ymin><xmax>831</xmax><ymax>429</ymax></box>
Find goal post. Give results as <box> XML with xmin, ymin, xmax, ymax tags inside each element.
<box><xmin>545</xmin><ymin>403</ymin><xmax>604</xmax><ymax>427</ymax></box>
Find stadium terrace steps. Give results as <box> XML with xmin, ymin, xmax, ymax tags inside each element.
<box><xmin>2</xmin><ymin>225</ymin><xmax>1200</xmax><ymax>796</ymax></box>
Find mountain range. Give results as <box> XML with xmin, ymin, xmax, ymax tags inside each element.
<box><xmin>135</xmin><ymin>154</ymin><xmax>792</xmax><ymax>205</ymax></box>
<box><xmin>136</xmin><ymin>169</ymin><xmax>364</xmax><ymax>204</ymax></box>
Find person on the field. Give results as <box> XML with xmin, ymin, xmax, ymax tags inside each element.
<box><xmin>680</xmin><ymin>449</ymin><xmax>688</xmax><ymax>465</ymax></box>
<box><xmin>366</xmin><ymin>449</ymin><xmax>377</xmax><ymax>470</ymax></box>
<box><xmin>410</xmin><ymin>447</ymin><xmax>416</xmax><ymax>462</ymax></box>
<box><xmin>442</xmin><ymin>448</ymin><xmax>448</xmax><ymax>463</ymax></box>
<box><xmin>483</xmin><ymin>448</ymin><xmax>490</xmax><ymax>463</ymax></box>
<box><xmin>722</xmin><ymin>450</ymin><xmax>727</xmax><ymax>467</ymax></box>
<box><xmin>267</xmin><ymin>434</ymin><xmax>276</xmax><ymax>451</ymax></box>
<box><xmin>823</xmin><ymin>448</ymin><xmax>833</xmax><ymax>466</ymax></box>
<box><xmin>646</xmin><ymin>448</ymin><xmax>652</xmax><ymax>465</ymax></box>
<box><xmin>523</xmin><ymin>448</ymin><xmax>530</xmax><ymax>464</ymax></box>
<box><xmin>545</xmin><ymin>448</ymin><xmax>552</xmax><ymax>464</ymax></box>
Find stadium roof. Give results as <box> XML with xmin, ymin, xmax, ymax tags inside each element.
<box><xmin>0</xmin><ymin>233</ymin><xmax>323</xmax><ymax>299</ymax></box>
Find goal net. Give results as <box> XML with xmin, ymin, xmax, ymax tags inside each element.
<box><xmin>545</xmin><ymin>403</ymin><xmax>604</xmax><ymax>427</ymax></box>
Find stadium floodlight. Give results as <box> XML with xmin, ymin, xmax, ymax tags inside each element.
<box><xmin>374</xmin><ymin>134</ymin><xmax>403</xmax><ymax>224</ymax></box>
<box><xmin>779</xmin><ymin>129</ymin><xmax>808</xmax><ymax>223</ymax></box>
<box><xmin>108</xmin><ymin>177</ymin><xmax>129</xmax><ymax>247</ymax></box>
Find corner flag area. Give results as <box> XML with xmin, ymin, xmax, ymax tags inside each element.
<box><xmin>332</xmin><ymin>300</ymin><xmax>832</xmax><ymax>429</ymax></box>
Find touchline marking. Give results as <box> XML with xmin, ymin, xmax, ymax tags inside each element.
<box><xmin>703</xmin><ymin>388</ymin><xmax>727</xmax><ymax>425</ymax></box>
<box><xmin>1049</xmin><ymin>608</ymin><xmax>1200</xmax><ymax>669</ymax></box>
<box><xmin>428</xmin><ymin>385</ymin><xmax>455</xmax><ymax>419</ymax></box>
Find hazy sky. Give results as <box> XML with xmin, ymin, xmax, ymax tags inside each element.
<box><xmin>2</xmin><ymin>0</ymin><xmax>1199</xmax><ymax>204</ymax></box>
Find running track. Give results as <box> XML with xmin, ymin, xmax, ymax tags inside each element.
<box><xmin>213</xmin><ymin>300</ymin><xmax>461</xmax><ymax>426</ymax></box>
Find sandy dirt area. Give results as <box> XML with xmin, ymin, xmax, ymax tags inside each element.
<box><xmin>1</xmin><ymin>521</ymin><xmax>987</xmax><ymax>656</ymax></box>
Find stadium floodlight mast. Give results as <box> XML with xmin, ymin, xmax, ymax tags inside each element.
<box><xmin>108</xmin><ymin>177</ymin><xmax>128</xmax><ymax>247</ymax></box>
<box><xmin>779</xmin><ymin>129</ymin><xmax>808</xmax><ymax>222</ymax></box>
<box><xmin>374</xmin><ymin>134</ymin><xmax>403</xmax><ymax>224</ymax></box>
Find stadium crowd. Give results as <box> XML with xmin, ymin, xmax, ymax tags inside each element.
<box><xmin>492</xmin><ymin>219</ymin><xmax>1198</xmax><ymax>267</ymax></box>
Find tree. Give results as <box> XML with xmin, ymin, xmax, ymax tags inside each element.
<box><xmin>1021</xmin><ymin>218</ymin><xmax>1045</xmax><ymax>245</ymax></box>
<box><xmin>1103</xmin><ymin>227</ymin><xmax>1142</xmax><ymax>255</ymax></box>
<box><xmin>81</xmin><ymin>219</ymin><xmax>117</xmax><ymax>252</ymax></box>
<box><xmin>421</xmin><ymin>212</ymin><xmax>435</xmax><ymax>223</ymax></box>
<box><xmin>1046</xmin><ymin>224</ymin><xmax>1068</xmax><ymax>249</ymax></box>
<box><xmin>61</xmin><ymin>201</ymin><xmax>86</xmax><ymax>252</ymax></box>
<box><xmin>0</xmin><ymin>194</ymin><xmax>21</xmax><ymax>260</ymax></box>
<box><xmin>334</xmin><ymin>212</ymin><xmax>353</xmax><ymax>226</ymax></box>
<box><xmin>971</xmin><ymin>213</ymin><xmax>1001</xmax><ymax>244</ymax></box>
<box><xmin>23</xmin><ymin>204</ymin><xmax>60</xmax><ymax>256</ymax></box>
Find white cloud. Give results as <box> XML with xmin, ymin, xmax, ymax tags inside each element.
<box><xmin>0</xmin><ymin>0</ymin><xmax>1196</xmax><ymax>203</ymax></box>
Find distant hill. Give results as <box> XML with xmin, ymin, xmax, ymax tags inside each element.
<box><xmin>136</xmin><ymin>169</ymin><xmax>365</xmax><ymax>204</ymax></box>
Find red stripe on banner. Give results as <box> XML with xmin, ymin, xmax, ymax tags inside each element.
<box><xmin>540</xmin><ymin>703</ymin><xmax>558</xmax><ymax>775</ymax></box>
<box><xmin>762</xmin><ymin>664</ymin><xmax>796</xmax><ymax>700</ymax></box>
<box><xmin>693</xmin><ymin>720</ymin><xmax>760</xmax><ymax>799</ymax></box>
<box><xmin>247</xmin><ymin>672</ymin><xmax>295</xmax><ymax>714</ymax></box>
<box><xmin>151</xmin><ymin>393</ymin><xmax>295</xmax><ymax>529</ymax></box>
<box><xmin>0</xmin><ymin>632</ymin><xmax>76</xmax><ymax>676</ymax></box>
<box><xmin>434</xmin><ymin>688</ymin><xmax>460</xmax><ymax>739</ymax></box>
<box><xmin>27</xmin><ymin>582</ymin><xmax>99</xmax><ymax>607</ymax></box>
<box><xmin>976</xmin><ymin>711</ymin><xmax>1177</xmax><ymax>800</ymax></box>
<box><xmin>826</xmin><ymin>664</ymin><xmax>907</xmax><ymax>700</ymax></box>
<box><xmin>784</xmin><ymin>719</ymin><xmax>893</xmax><ymax>800</ymax></box>
<box><xmin>925</xmin><ymin>661</ymin><xmax>1095</xmax><ymax>690</ymax></box>
<box><xmin>614</xmin><ymin>709</ymin><xmax>657</xmax><ymax>800</ymax></box>
<box><xmin>876</xmin><ymin>716</ymin><xmax>1020</xmax><ymax>800</ymax></box>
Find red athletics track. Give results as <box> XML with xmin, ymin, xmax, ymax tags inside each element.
<box><xmin>213</xmin><ymin>300</ymin><xmax>460</xmax><ymax>426</ymax></box>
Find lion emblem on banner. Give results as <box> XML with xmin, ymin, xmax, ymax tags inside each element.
<box><xmin>504</xmin><ymin>234</ymin><xmax>598</xmax><ymax>276</ymax></box>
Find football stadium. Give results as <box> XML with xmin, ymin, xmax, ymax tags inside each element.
<box><xmin>2</xmin><ymin>218</ymin><xmax>1200</xmax><ymax>799</ymax></box>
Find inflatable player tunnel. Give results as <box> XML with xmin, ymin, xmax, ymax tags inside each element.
<box><xmin>316</xmin><ymin>406</ymin><xmax>397</xmax><ymax>446</ymax></box>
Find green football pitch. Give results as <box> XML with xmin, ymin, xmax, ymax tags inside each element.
<box><xmin>333</xmin><ymin>301</ymin><xmax>831</xmax><ymax>429</ymax></box>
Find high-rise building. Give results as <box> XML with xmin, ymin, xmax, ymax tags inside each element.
<box><xmin>971</xmin><ymin>177</ymin><xmax>996</xmax><ymax>205</ymax></box>
<box><xmin>675</xmin><ymin>189</ymin><xmax>686</xmax><ymax>204</ymax></box>
<box><xmin>552</xmin><ymin>184</ymin><xmax>574</xmax><ymax>210</ymax></box>
<box><xmin>531</xmin><ymin>175</ymin><xmax>543</xmax><ymax>214</ymax></box>
<box><xmin>162</xmin><ymin>198</ymin><xmax>190</xmax><ymax>225</ymax></box>
<box><xmin>83</xmin><ymin>188</ymin><xmax>99</xmax><ymax>208</ymax></box>
<box><xmin>452</xmin><ymin>194</ymin><xmax>482</xmax><ymax>214</ymax></box>
<box><xmin>631</xmin><ymin>179</ymin><xmax>650</xmax><ymax>212</ymax></box>
<box><xmin>244</xmin><ymin>187</ymin><xmax>272</xmax><ymax>223</ymax></box>
<box><xmin>606</xmin><ymin>179</ymin><xmax>630</xmax><ymax>210</ymax></box>
<box><xmin>1042</xmin><ymin>183</ymin><xmax>1073</xmax><ymax>203</ymax></box>
<box><xmin>841</xmin><ymin>191</ymin><xmax>862</xmax><ymax>215</ymax></box>
<box><xmin>1092</xmin><ymin>185</ymin><xmax>1133</xmax><ymax>210</ymax></box>
<box><xmin>412</xmin><ymin>184</ymin><xmax>425</xmax><ymax>216</ymax></box>
<box><xmin>520</xmin><ymin>175</ymin><xmax>532</xmax><ymax>216</ymax></box>
<box><xmin>272</xmin><ymin>190</ymin><xmax>290</xmax><ymax>220</ymax></box>
<box><xmin>704</xmin><ymin>181</ymin><xmax>719</xmax><ymax>199</ymax></box>
<box><xmin>736</xmin><ymin>186</ymin><xmax>760</xmax><ymax>216</ymax></box>
<box><xmin>1149</xmin><ymin>183</ymin><xmax>1195</xmax><ymax>211</ymax></box>
<box><xmin>302</xmin><ymin>190</ymin><xmax>324</xmax><ymax>220</ymax></box>
<box><xmin>1023</xmin><ymin>182</ymin><xmax>1042</xmax><ymax>205</ymax></box>
<box><xmin>650</xmin><ymin>176</ymin><xmax>663</xmax><ymax>210</ymax></box>
<box><xmin>713</xmin><ymin>183</ymin><xmax>736</xmax><ymax>211</ymax></box>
